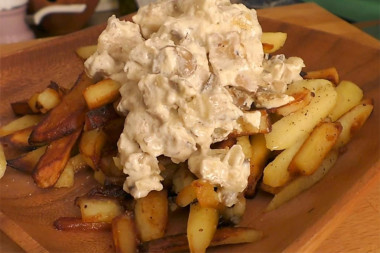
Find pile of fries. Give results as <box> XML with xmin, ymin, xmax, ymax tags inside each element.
<box><xmin>0</xmin><ymin>31</ymin><xmax>373</xmax><ymax>253</ymax></box>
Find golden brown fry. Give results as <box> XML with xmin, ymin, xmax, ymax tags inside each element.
<box><xmin>0</xmin><ymin>126</ymin><xmax>35</xmax><ymax>150</ymax></box>
<box><xmin>33</xmin><ymin>129</ymin><xmax>81</xmax><ymax>188</ymax></box>
<box><xmin>29</xmin><ymin>72</ymin><xmax>92</xmax><ymax>144</ymax></box>
<box><xmin>76</xmin><ymin>45</ymin><xmax>97</xmax><ymax>60</ymax></box>
<box><xmin>269</xmin><ymin>88</ymin><xmax>313</xmax><ymax>116</ymax></box>
<box><xmin>288</xmin><ymin>122</ymin><xmax>342</xmax><ymax>176</ymax></box>
<box><xmin>112</xmin><ymin>212</ymin><xmax>140</xmax><ymax>253</ymax></box>
<box><xmin>230</xmin><ymin>110</ymin><xmax>271</xmax><ymax>137</ymax></box>
<box><xmin>36</xmin><ymin>87</ymin><xmax>62</xmax><ymax>113</ymax></box>
<box><xmin>54</xmin><ymin>217</ymin><xmax>111</xmax><ymax>231</ymax></box>
<box><xmin>176</xmin><ymin>180</ymin><xmax>219</xmax><ymax>209</ymax></box>
<box><xmin>83</xmin><ymin>79</ymin><xmax>122</xmax><ymax>110</ymax></box>
<box><xmin>261</xmin><ymin>32</ymin><xmax>287</xmax><ymax>53</ymax></box>
<box><xmin>84</xmin><ymin>103</ymin><xmax>119</xmax><ymax>131</ymax></box>
<box><xmin>0</xmin><ymin>115</ymin><xmax>42</xmax><ymax>137</ymax></box>
<box><xmin>303</xmin><ymin>67</ymin><xmax>339</xmax><ymax>85</ymax></box>
<box><xmin>79</xmin><ymin>128</ymin><xmax>107</xmax><ymax>170</ymax></box>
<box><xmin>245</xmin><ymin>134</ymin><xmax>270</xmax><ymax>198</ymax></box>
<box><xmin>135</xmin><ymin>190</ymin><xmax>168</xmax><ymax>242</ymax></box>
<box><xmin>76</xmin><ymin>196</ymin><xmax>124</xmax><ymax>223</ymax></box>
<box><xmin>7</xmin><ymin>146</ymin><xmax>47</xmax><ymax>174</ymax></box>
<box><xmin>140</xmin><ymin>227</ymin><xmax>262</xmax><ymax>253</ymax></box>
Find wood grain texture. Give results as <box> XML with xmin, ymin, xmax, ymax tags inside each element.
<box><xmin>0</xmin><ymin>4</ymin><xmax>379</xmax><ymax>253</ymax></box>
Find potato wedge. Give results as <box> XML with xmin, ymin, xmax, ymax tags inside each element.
<box><xmin>0</xmin><ymin>115</ymin><xmax>42</xmax><ymax>137</ymax></box>
<box><xmin>76</xmin><ymin>196</ymin><xmax>124</xmax><ymax>223</ymax></box>
<box><xmin>288</xmin><ymin>122</ymin><xmax>342</xmax><ymax>176</ymax></box>
<box><xmin>268</xmin><ymin>88</ymin><xmax>313</xmax><ymax>117</ymax></box>
<box><xmin>266</xmin><ymin>150</ymin><xmax>338</xmax><ymax>211</ymax></box>
<box><xmin>187</xmin><ymin>203</ymin><xmax>218</xmax><ymax>253</ymax></box>
<box><xmin>263</xmin><ymin>134</ymin><xmax>307</xmax><ymax>187</ymax></box>
<box><xmin>76</xmin><ymin>45</ymin><xmax>97</xmax><ymax>60</ymax></box>
<box><xmin>29</xmin><ymin>72</ymin><xmax>92</xmax><ymax>144</ymax></box>
<box><xmin>135</xmin><ymin>190</ymin><xmax>168</xmax><ymax>242</ymax></box>
<box><xmin>261</xmin><ymin>32</ymin><xmax>287</xmax><ymax>53</ymax></box>
<box><xmin>84</xmin><ymin>103</ymin><xmax>119</xmax><ymax>131</ymax></box>
<box><xmin>140</xmin><ymin>227</ymin><xmax>262</xmax><ymax>253</ymax></box>
<box><xmin>36</xmin><ymin>87</ymin><xmax>62</xmax><ymax>113</ymax></box>
<box><xmin>245</xmin><ymin>134</ymin><xmax>270</xmax><ymax>198</ymax></box>
<box><xmin>265</xmin><ymin>79</ymin><xmax>337</xmax><ymax>150</ymax></box>
<box><xmin>303</xmin><ymin>67</ymin><xmax>339</xmax><ymax>85</ymax></box>
<box><xmin>335</xmin><ymin>99</ymin><xmax>373</xmax><ymax>149</ymax></box>
<box><xmin>33</xmin><ymin>129</ymin><xmax>81</xmax><ymax>188</ymax></box>
<box><xmin>54</xmin><ymin>217</ymin><xmax>111</xmax><ymax>231</ymax></box>
<box><xmin>79</xmin><ymin>128</ymin><xmax>107</xmax><ymax>170</ymax></box>
<box><xmin>0</xmin><ymin>126</ymin><xmax>35</xmax><ymax>150</ymax></box>
<box><xmin>0</xmin><ymin>144</ymin><xmax>6</xmax><ymax>179</ymax></box>
<box><xmin>112</xmin><ymin>212</ymin><xmax>140</xmax><ymax>253</ymax></box>
<box><xmin>329</xmin><ymin>80</ymin><xmax>364</xmax><ymax>121</ymax></box>
<box><xmin>83</xmin><ymin>79</ymin><xmax>122</xmax><ymax>110</ymax></box>
<box><xmin>7</xmin><ymin>146</ymin><xmax>47</xmax><ymax>174</ymax></box>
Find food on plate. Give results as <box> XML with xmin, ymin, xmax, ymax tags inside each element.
<box><xmin>0</xmin><ymin>0</ymin><xmax>374</xmax><ymax>252</ymax></box>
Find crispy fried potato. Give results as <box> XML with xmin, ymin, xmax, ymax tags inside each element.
<box><xmin>76</xmin><ymin>45</ymin><xmax>97</xmax><ymax>60</ymax></box>
<box><xmin>236</xmin><ymin>135</ymin><xmax>252</xmax><ymax>158</ymax></box>
<box><xmin>231</xmin><ymin>110</ymin><xmax>271</xmax><ymax>137</ymax></box>
<box><xmin>187</xmin><ymin>203</ymin><xmax>219</xmax><ymax>253</ymax></box>
<box><xmin>7</xmin><ymin>146</ymin><xmax>47</xmax><ymax>174</ymax></box>
<box><xmin>329</xmin><ymin>80</ymin><xmax>364</xmax><ymax>121</ymax></box>
<box><xmin>269</xmin><ymin>88</ymin><xmax>313</xmax><ymax>117</ymax></box>
<box><xmin>263</xmin><ymin>134</ymin><xmax>307</xmax><ymax>188</ymax></box>
<box><xmin>83</xmin><ymin>79</ymin><xmax>122</xmax><ymax>110</ymax></box>
<box><xmin>0</xmin><ymin>126</ymin><xmax>35</xmax><ymax>150</ymax></box>
<box><xmin>0</xmin><ymin>144</ymin><xmax>6</xmax><ymax>179</ymax></box>
<box><xmin>36</xmin><ymin>87</ymin><xmax>62</xmax><ymax>113</ymax></box>
<box><xmin>265</xmin><ymin>79</ymin><xmax>337</xmax><ymax>150</ymax></box>
<box><xmin>112</xmin><ymin>212</ymin><xmax>140</xmax><ymax>253</ymax></box>
<box><xmin>10</xmin><ymin>101</ymin><xmax>35</xmax><ymax>115</ymax></box>
<box><xmin>28</xmin><ymin>93</ymin><xmax>40</xmax><ymax>113</ymax></box>
<box><xmin>84</xmin><ymin>103</ymin><xmax>119</xmax><ymax>131</ymax></box>
<box><xmin>135</xmin><ymin>190</ymin><xmax>168</xmax><ymax>242</ymax></box>
<box><xmin>0</xmin><ymin>115</ymin><xmax>42</xmax><ymax>137</ymax></box>
<box><xmin>29</xmin><ymin>72</ymin><xmax>92</xmax><ymax>144</ymax></box>
<box><xmin>140</xmin><ymin>227</ymin><xmax>262</xmax><ymax>253</ymax></box>
<box><xmin>266</xmin><ymin>150</ymin><xmax>338</xmax><ymax>211</ymax></box>
<box><xmin>176</xmin><ymin>180</ymin><xmax>219</xmax><ymax>209</ymax></box>
<box><xmin>261</xmin><ymin>32</ymin><xmax>287</xmax><ymax>53</ymax></box>
<box><xmin>54</xmin><ymin>159</ymin><xmax>75</xmax><ymax>188</ymax></box>
<box><xmin>99</xmin><ymin>152</ymin><xmax>124</xmax><ymax>177</ymax></box>
<box><xmin>33</xmin><ymin>129</ymin><xmax>81</xmax><ymax>188</ymax></box>
<box><xmin>303</xmin><ymin>67</ymin><xmax>339</xmax><ymax>85</ymax></box>
<box><xmin>335</xmin><ymin>99</ymin><xmax>373</xmax><ymax>149</ymax></box>
<box><xmin>211</xmin><ymin>136</ymin><xmax>237</xmax><ymax>149</ymax></box>
<box><xmin>54</xmin><ymin>217</ymin><xmax>111</xmax><ymax>231</ymax></box>
<box><xmin>289</xmin><ymin>122</ymin><xmax>342</xmax><ymax>176</ymax></box>
<box><xmin>245</xmin><ymin>134</ymin><xmax>270</xmax><ymax>198</ymax></box>
<box><xmin>79</xmin><ymin>128</ymin><xmax>107</xmax><ymax>170</ymax></box>
<box><xmin>76</xmin><ymin>196</ymin><xmax>124</xmax><ymax>223</ymax></box>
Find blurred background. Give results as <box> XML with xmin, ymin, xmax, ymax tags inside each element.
<box><xmin>0</xmin><ymin>0</ymin><xmax>379</xmax><ymax>45</ymax></box>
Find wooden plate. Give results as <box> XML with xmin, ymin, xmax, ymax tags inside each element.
<box><xmin>0</xmin><ymin>14</ymin><xmax>379</xmax><ymax>253</ymax></box>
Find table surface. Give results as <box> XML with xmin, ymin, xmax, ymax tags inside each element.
<box><xmin>0</xmin><ymin>2</ymin><xmax>379</xmax><ymax>253</ymax></box>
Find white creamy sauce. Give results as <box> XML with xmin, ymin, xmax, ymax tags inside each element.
<box><xmin>85</xmin><ymin>0</ymin><xmax>304</xmax><ymax>206</ymax></box>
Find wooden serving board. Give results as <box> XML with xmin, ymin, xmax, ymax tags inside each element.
<box><xmin>1</xmin><ymin>11</ymin><xmax>379</xmax><ymax>253</ymax></box>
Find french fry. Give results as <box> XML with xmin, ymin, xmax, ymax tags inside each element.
<box><xmin>83</xmin><ymin>79</ymin><xmax>122</xmax><ymax>110</ymax></box>
<box><xmin>187</xmin><ymin>203</ymin><xmax>218</xmax><ymax>253</ymax></box>
<box><xmin>29</xmin><ymin>72</ymin><xmax>92</xmax><ymax>144</ymax></box>
<box><xmin>33</xmin><ymin>129</ymin><xmax>81</xmax><ymax>188</ymax></box>
<box><xmin>335</xmin><ymin>99</ymin><xmax>373</xmax><ymax>149</ymax></box>
<box><xmin>54</xmin><ymin>217</ymin><xmax>111</xmax><ymax>231</ymax></box>
<box><xmin>266</xmin><ymin>150</ymin><xmax>338</xmax><ymax>211</ymax></box>
<box><xmin>263</xmin><ymin>134</ymin><xmax>307</xmax><ymax>188</ymax></box>
<box><xmin>268</xmin><ymin>88</ymin><xmax>313</xmax><ymax>117</ymax></box>
<box><xmin>329</xmin><ymin>80</ymin><xmax>364</xmax><ymax>121</ymax></box>
<box><xmin>261</xmin><ymin>32</ymin><xmax>287</xmax><ymax>53</ymax></box>
<box><xmin>79</xmin><ymin>128</ymin><xmax>107</xmax><ymax>170</ymax></box>
<box><xmin>76</xmin><ymin>196</ymin><xmax>124</xmax><ymax>223</ymax></box>
<box><xmin>231</xmin><ymin>110</ymin><xmax>271</xmax><ymax>137</ymax></box>
<box><xmin>303</xmin><ymin>67</ymin><xmax>339</xmax><ymax>85</ymax></box>
<box><xmin>10</xmin><ymin>101</ymin><xmax>35</xmax><ymax>115</ymax></box>
<box><xmin>135</xmin><ymin>190</ymin><xmax>168</xmax><ymax>242</ymax></box>
<box><xmin>140</xmin><ymin>227</ymin><xmax>263</xmax><ymax>253</ymax></box>
<box><xmin>36</xmin><ymin>87</ymin><xmax>62</xmax><ymax>113</ymax></box>
<box><xmin>28</xmin><ymin>93</ymin><xmax>40</xmax><ymax>113</ymax></box>
<box><xmin>0</xmin><ymin>115</ymin><xmax>42</xmax><ymax>137</ymax></box>
<box><xmin>176</xmin><ymin>180</ymin><xmax>219</xmax><ymax>209</ymax></box>
<box><xmin>0</xmin><ymin>126</ymin><xmax>35</xmax><ymax>150</ymax></box>
<box><xmin>245</xmin><ymin>134</ymin><xmax>270</xmax><ymax>198</ymax></box>
<box><xmin>265</xmin><ymin>79</ymin><xmax>337</xmax><ymax>150</ymax></box>
<box><xmin>0</xmin><ymin>144</ymin><xmax>6</xmax><ymax>179</ymax></box>
<box><xmin>54</xmin><ymin>160</ymin><xmax>75</xmax><ymax>188</ymax></box>
<box><xmin>76</xmin><ymin>45</ymin><xmax>97</xmax><ymax>60</ymax></box>
<box><xmin>288</xmin><ymin>122</ymin><xmax>342</xmax><ymax>176</ymax></box>
<box><xmin>112</xmin><ymin>212</ymin><xmax>140</xmax><ymax>253</ymax></box>
<box><xmin>7</xmin><ymin>146</ymin><xmax>47</xmax><ymax>174</ymax></box>
<box><xmin>84</xmin><ymin>103</ymin><xmax>119</xmax><ymax>131</ymax></box>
